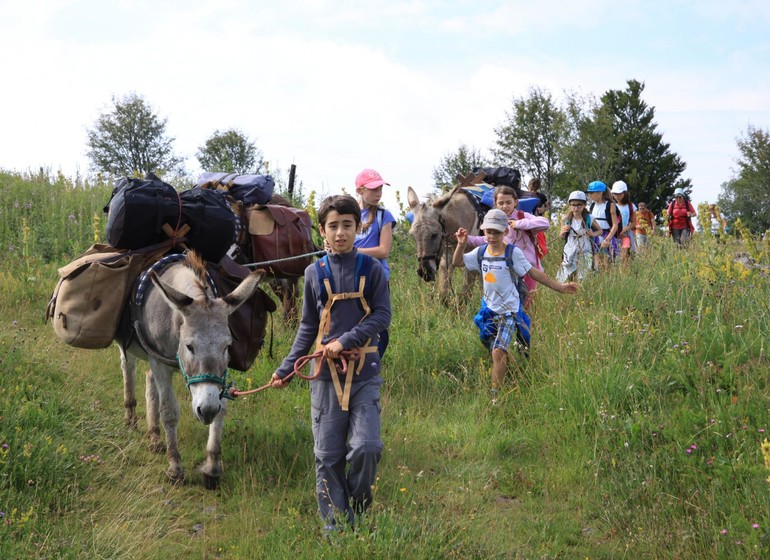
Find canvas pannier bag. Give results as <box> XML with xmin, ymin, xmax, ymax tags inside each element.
<box><xmin>206</xmin><ymin>256</ymin><xmax>277</xmax><ymax>371</ymax></box>
<box><xmin>248</xmin><ymin>205</ymin><xmax>316</xmax><ymax>277</ymax></box>
<box><xmin>196</xmin><ymin>172</ymin><xmax>275</xmax><ymax>206</ymax></box>
<box><xmin>46</xmin><ymin>243</ymin><xmax>170</xmax><ymax>349</ymax></box>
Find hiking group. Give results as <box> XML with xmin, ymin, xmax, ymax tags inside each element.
<box><xmin>264</xmin><ymin>169</ymin><xmax>710</xmax><ymax>535</ymax></box>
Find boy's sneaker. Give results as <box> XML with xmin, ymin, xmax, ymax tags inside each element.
<box><xmin>322</xmin><ymin>524</ymin><xmax>338</xmax><ymax>538</ymax></box>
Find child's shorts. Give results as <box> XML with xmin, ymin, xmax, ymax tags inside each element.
<box><xmin>492</xmin><ymin>309</ymin><xmax>531</xmax><ymax>352</ymax></box>
<box><xmin>621</xmin><ymin>236</ymin><xmax>632</xmax><ymax>249</ymax></box>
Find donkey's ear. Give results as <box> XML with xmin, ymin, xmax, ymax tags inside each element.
<box><xmin>222</xmin><ymin>270</ymin><xmax>265</xmax><ymax>313</ymax></box>
<box><xmin>407</xmin><ymin>186</ymin><xmax>420</xmax><ymax>209</ymax></box>
<box><xmin>150</xmin><ymin>271</ymin><xmax>194</xmax><ymax>311</ymax></box>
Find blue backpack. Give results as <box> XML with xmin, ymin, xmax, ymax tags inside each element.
<box><xmin>314</xmin><ymin>253</ymin><xmax>375</xmax><ymax>309</ymax></box>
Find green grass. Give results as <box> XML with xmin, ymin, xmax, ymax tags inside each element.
<box><xmin>2</xmin><ymin>169</ymin><xmax>770</xmax><ymax>558</ymax></box>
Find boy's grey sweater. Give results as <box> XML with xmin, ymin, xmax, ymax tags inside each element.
<box><xmin>274</xmin><ymin>249</ymin><xmax>391</xmax><ymax>382</ymax></box>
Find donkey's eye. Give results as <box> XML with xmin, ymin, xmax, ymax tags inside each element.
<box><xmin>186</xmin><ymin>344</ymin><xmax>194</xmax><ymax>355</ymax></box>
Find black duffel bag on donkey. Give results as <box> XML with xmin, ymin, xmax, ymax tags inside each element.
<box><xmin>104</xmin><ymin>173</ymin><xmax>180</xmax><ymax>249</ymax></box>
<box><xmin>105</xmin><ymin>173</ymin><xmax>237</xmax><ymax>263</ymax></box>
<box><xmin>179</xmin><ymin>187</ymin><xmax>236</xmax><ymax>263</ymax></box>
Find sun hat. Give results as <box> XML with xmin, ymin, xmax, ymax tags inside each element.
<box><xmin>355</xmin><ymin>169</ymin><xmax>389</xmax><ymax>190</ymax></box>
<box><xmin>674</xmin><ymin>187</ymin><xmax>685</xmax><ymax>197</ymax></box>
<box><xmin>568</xmin><ymin>190</ymin><xmax>587</xmax><ymax>203</ymax></box>
<box><xmin>611</xmin><ymin>180</ymin><xmax>628</xmax><ymax>194</ymax></box>
<box><xmin>586</xmin><ymin>180</ymin><xmax>607</xmax><ymax>192</ymax></box>
<box><xmin>480</xmin><ymin>208</ymin><xmax>509</xmax><ymax>232</ymax></box>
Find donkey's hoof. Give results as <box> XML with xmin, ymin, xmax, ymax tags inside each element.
<box><xmin>202</xmin><ymin>473</ymin><xmax>220</xmax><ymax>490</ymax></box>
<box><xmin>149</xmin><ymin>440</ymin><xmax>167</xmax><ymax>454</ymax></box>
<box><xmin>125</xmin><ymin>416</ymin><xmax>139</xmax><ymax>431</ymax></box>
<box><xmin>167</xmin><ymin>468</ymin><xmax>185</xmax><ymax>486</ymax></box>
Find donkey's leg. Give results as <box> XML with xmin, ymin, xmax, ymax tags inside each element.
<box><xmin>200</xmin><ymin>403</ymin><xmax>227</xmax><ymax>490</ymax></box>
<box><xmin>282</xmin><ymin>278</ymin><xmax>300</xmax><ymax>325</ymax></box>
<box><xmin>151</xmin><ymin>363</ymin><xmax>184</xmax><ymax>484</ymax></box>
<box><xmin>461</xmin><ymin>268</ymin><xmax>481</xmax><ymax>301</ymax></box>
<box><xmin>119</xmin><ymin>347</ymin><xmax>139</xmax><ymax>430</ymax></box>
<box><xmin>145</xmin><ymin>368</ymin><xmax>165</xmax><ymax>453</ymax></box>
<box><xmin>438</xmin><ymin>257</ymin><xmax>454</xmax><ymax>305</ymax></box>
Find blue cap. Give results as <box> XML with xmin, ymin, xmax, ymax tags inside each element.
<box><xmin>587</xmin><ymin>181</ymin><xmax>607</xmax><ymax>193</ymax></box>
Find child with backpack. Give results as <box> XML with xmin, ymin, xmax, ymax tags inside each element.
<box><xmin>586</xmin><ymin>180</ymin><xmax>620</xmax><ymax>270</ymax></box>
<box><xmin>464</xmin><ymin>185</ymin><xmax>550</xmax><ymax>303</ymax></box>
<box><xmin>634</xmin><ymin>202</ymin><xmax>656</xmax><ymax>248</ymax></box>
<box><xmin>667</xmin><ymin>187</ymin><xmax>696</xmax><ymax>245</ymax></box>
<box><xmin>610</xmin><ymin>180</ymin><xmax>637</xmax><ymax>267</ymax></box>
<box><xmin>353</xmin><ymin>168</ymin><xmax>397</xmax><ymax>357</ymax></box>
<box><xmin>453</xmin><ymin>209</ymin><xmax>577</xmax><ymax>398</ymax></box>
<box><xmin>271</xmin><ymin>194</ymin><xmax>391</xmax><ymax>534</ymax></box>
<box><xmin>557</xmin><ymin>191</ymin><xmax>602</xmax><ymax>283</ymax></box>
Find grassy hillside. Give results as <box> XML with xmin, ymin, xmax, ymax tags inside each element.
<box><xmin>1</xmin><ymin>170</ymin><xmax>770</xmax><ymax>559</ymax></box>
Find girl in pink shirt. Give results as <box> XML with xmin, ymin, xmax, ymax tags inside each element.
<box><xmin>466</xmin><ymin>186</ymin><xmax>550</xmax><ymax>301</ymax></box>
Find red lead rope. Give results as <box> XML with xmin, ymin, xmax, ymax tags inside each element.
<box><xmin>227</xmin><ymin>348</ymin><xmax>361</xmax><ymax>398</ymax></box>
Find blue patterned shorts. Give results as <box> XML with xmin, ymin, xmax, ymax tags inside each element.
<box><xmin>491</xmin><ymin>310</ymin><xmax>531</xmax><ymax>352</ymax></box>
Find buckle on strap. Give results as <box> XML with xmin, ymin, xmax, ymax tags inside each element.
<box><xmin>316</xmin><ymin>341</ymin><xmax>379</xmax><ymax>411</ymax></box>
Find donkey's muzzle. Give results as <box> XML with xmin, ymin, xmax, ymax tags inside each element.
<box><xmin>417</xmin><ymin>257</ymin><xmax>437</xmax><ymax>282</ymax></box>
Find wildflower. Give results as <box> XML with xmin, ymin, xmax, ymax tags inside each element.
<box><xmin>721</xmin><ymin>529</ymin><xmax>728</xmax><ymax>535</ymax></box>
<box><xmin>735</xmin><ymin>540</ymin><xmax>742</xmax><ymax>545</ymax></box>
<box><xmin>399</xmin><ymin>488</ymin><xmax>407</xmax><ymax>493</ymax></box>
<box><xmin>753</xmin><ymin>524</ymin><xmax>760</xmax><ymax>529</ymax></box>
<box><xmin>761</xmin><ymin>429</ymin><xmax>766</xmax><ymax>433</ymax></box>
<box><xmin>734</xmin><ymin>325</ymin><xmax>744</xmax><ymax>330</ymax></box>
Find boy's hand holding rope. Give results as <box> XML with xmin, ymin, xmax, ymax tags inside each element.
<box><xmin>227</xmin><ymin>341</ymin><xmax>361</xmax><ymax>398</ymax></box>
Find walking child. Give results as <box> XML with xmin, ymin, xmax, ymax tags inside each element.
<box><xmin>465</xmin><ymin>185</ymin><xmax>550</xmax><ymax>303</ymax></box>
<box><xmin>353</xmin><ymin>168</ymin><xmax>397</xmax><ymax>357</ymax></box>
<box><xmin>610</xmin><ymin>180</ymin><xmax>637</xmax><ymax>268</ymax></box>
<box><xmin>586</xmin><ymin>181</ymin><xmax>620</xmax><ymax>270</ymax></box>
<box><xmin>271</xmin><ymin>194</ymin><xmax>391</xmax><ymax>532</ymax></box>
<box><xmin>634</xmin><ymin>202</ymin><xmax>655</xmax><ymax>248</ymax></box>
<box><xmin>453</xmin><ymin>209</ymin><xmax>577</xmax><ymax>397</ymax></box>
<box><xmin>557</xmin><ymin>191</ymin><xmax>602</xmax><ymax>283</ymax></box>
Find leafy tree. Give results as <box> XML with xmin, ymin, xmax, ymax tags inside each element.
<box><xmin>718</xmin><ymin>124</ymin><xmax>770</xmax><ymax>233</ymax></box>
<box><xmin>600</xmin><ymin>80</ymin><xmax>690</xmax><ymax>214</ymax></box>
<box><xmin>432</xmin><ymin>144</ymin><xmax>488</xmax><ymax>192</ymax></box>
<box><xmin>492</xmin><ymin>87</ymin><xmax>567</xmax><ymax>199</ymax></box>
<box><xmin>86</xmin><ymin>93</ymin><xmax>184</xmax><ymax>177</ymax></box>
<box><xmin>196</xmin><ymin>129</ymin><xmax>263</xmax><ymax>174</ymax></box>
<box><xmin>558</xmin><ymin>92</ymin><xmax>619</xmax><ymax>196</ymax></box>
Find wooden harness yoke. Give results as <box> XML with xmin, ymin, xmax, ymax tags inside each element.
<box><xmin>313</xmin><ymin>254</ymin><xmax>379</xmax><ymax>411</ymax></box>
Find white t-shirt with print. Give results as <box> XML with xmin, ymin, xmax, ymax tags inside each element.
<box><xmin>464</xmin><ymin>245</ymin><xmax>531</xmax><ymax>314</ymax></box>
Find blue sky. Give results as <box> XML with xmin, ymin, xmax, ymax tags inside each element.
<box><xmin>1</xmin><ymin>0</ymin><xmax>768</xmax><ymax>212</ymax></box>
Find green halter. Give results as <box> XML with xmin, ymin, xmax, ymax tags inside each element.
<box><xmin>176</xmin><ymin>355</ymin><xmax>234</xmax><ymax>400</ymax></box>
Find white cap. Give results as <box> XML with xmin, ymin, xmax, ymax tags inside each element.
<box><xmin>674</xmin><ymin>187</ymin><xmax>685</xmax><ymax>196</ymax></box>
<box><xmin>568</xmin><ymin>190</ymin><xmax>587</xmax><ymax>202</ymax></box>
<box><xmin>611</xmin><ymin>180</ymin><xmax>628</xmax><ymax>194</ymax></box>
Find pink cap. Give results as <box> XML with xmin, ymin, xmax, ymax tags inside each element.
<box><xmin>355</xmin><ymin>168</ymin><xmax>389</xmax><ymax>189</ymax></box>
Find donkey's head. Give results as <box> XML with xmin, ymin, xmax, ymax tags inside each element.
<box><xmin>407</xmin><ymin>186</ymin><xmax>447</xmax><ymax>282</ymax></box>
<box><xmin>150</xmin><ymin>253</ymin><xmax>265</xmax><ymax>425</ymax></box>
